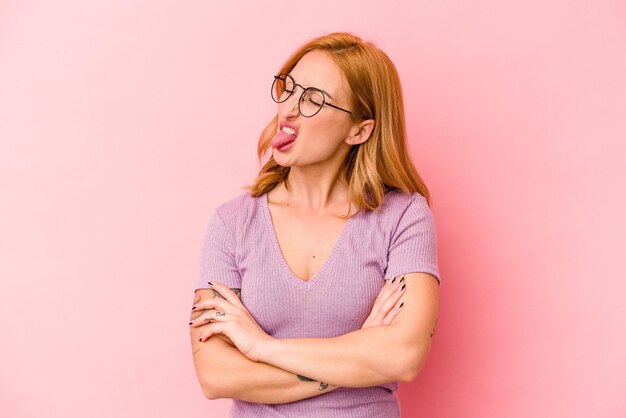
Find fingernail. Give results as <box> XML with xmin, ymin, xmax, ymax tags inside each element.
<box><xmin>188</xmin><ymin>322</ymin><xmax>193</xmax><ymax>325</ymax></box>
<box><xmin>208</xmin><ymin>281</ymin><xmax>213</xmax><ymax>285</ymax></box>
<box><xmin>192</xmin><ymin>306</ymin><xmax>197</xmax><ymax>310</ymax></box>
<box><xmin>399</xmin><ymin>301</ymin><xmax>404</xmax><ymax>309</ymax></box>
<box><xmin>198</xmin><ymin>337</ymin><xmax>202</xmax><ymax>342</ymax></box>
<box><xmin>401</xmin><ymin>283</ymin><xmax>406</xmax><ymax>291</ymax></box>
<box><xmin>392</xmin><ymin>277</ymin><xmax>396</xmax><ymax>284</ymax></box>
<box><xmin>399</xmin><ymin>276</ymin><xmax>405</xmax><ymax>285</ymax></box>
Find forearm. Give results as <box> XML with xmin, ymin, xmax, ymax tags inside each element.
<box><xmin>192</xmin><ymin>332</ymin><xmax>340</xmax><ymax>404</ymax></box>
<box><xmin>255</xmin><ymin>274</ymin><xmax>440</xmax><ymax>388</ymax></box>
<box><xmin>258</xmin><ymin>324</ymin><xmax>422</xmax><ymax>388</ymax></box>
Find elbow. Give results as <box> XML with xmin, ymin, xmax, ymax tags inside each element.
<box><xmin>198</xmin><ymin>375</ymin><xmax>220</xmax><ymax>400</ymax></box>
<box><xmin>197</xmin><ymin>370</ymin><xmax>227</xmax><ymax>400</ymax></box>
<box><xmin>200</xmin><ymin>379</ymin><xmax>225</xmax><ymax>401</ymax></box>
<box><xmin>398</xmin><ymin>363</ymin><xmax>420</xmax><ymax>383</ymax></box>
<box><xmin>396</xmin><ymin>343</ymin><xmax>430</xmax><ymax>383</ymax></box>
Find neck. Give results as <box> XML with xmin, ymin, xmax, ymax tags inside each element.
<box><xmin>284</xmin><ymin>167</ymin><xmax>349</xmax><ymax>212</ymax></box>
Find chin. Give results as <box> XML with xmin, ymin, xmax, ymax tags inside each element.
<box><xmin>272</xmin><ymin>149</ymin><xmax>293</xmax><ymax>167</ymax></box>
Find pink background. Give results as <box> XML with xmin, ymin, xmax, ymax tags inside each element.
<box><xmin>1</xmin><ymin>1</ymin><xmax>625</xmax><ymax>417</ymax></box>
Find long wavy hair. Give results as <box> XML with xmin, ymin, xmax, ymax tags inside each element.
<box><xmin>243</xmin><ymin>32</ymin><xmax>432</xmax><ymax>214</ymax></box>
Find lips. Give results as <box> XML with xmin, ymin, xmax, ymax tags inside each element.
<box><xmin>271</xmin><ymin>122</ymin><xmax>298</xmax><ymax>150</ymax></box>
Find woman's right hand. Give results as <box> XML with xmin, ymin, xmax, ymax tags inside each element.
<box><xmin>361</xmin><ymin>275</ymin><xmax>406</xmax><ymax>329</ymax></box>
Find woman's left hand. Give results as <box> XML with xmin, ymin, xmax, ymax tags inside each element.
<box><xmin>189</xmin><ymin>282</ymin><xmax>273</xmax><ymax>362</ymax></box>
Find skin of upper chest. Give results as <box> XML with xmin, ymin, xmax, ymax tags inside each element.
<box><xmin>268</xmin><ymin>203</ymin><xmax>352</xmax><ymax>282</ymax></box>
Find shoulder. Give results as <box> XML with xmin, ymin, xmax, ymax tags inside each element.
<box><xmin>212</xmin><ymin>190</ymin><xmax>263</xmax><ymax>230</ymax></box>
<box><xmin>214</xmin><ymin>190</ymin><xmax>257</xmax><ymax>213</ymax></box>
<box><xmin>377</xmin><ymin>189</ymin><xmax>431</xmax><ymax>219</ymax></box>
<box><xmin>356</xmin><ymin>190</ymin><xmax>433</xmax><ymax>237</ymax></box>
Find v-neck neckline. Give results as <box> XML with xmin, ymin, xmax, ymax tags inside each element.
<box><xmin>262</xmin><ymin>192</ymin><xmax>360</xmax><ymax>289</ymax></box>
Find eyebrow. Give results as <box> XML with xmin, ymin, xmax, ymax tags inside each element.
<box><xmin>317</xmin><ymin>88</ymin><xmax>334</xmax><ymax>100</ymax></box>
<box><xmin>289</xmin><ymin>74</ymin><xmax>334</xmax><ymax>100</ymax></box>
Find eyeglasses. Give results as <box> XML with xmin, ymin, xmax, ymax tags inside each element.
<box><xmin>271</xmin><ymin>74</ymin><xmax>353</xmax><ymax>118</ymax></box>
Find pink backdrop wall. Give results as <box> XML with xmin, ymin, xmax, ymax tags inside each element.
<box><xmin>1</xmin><ymin>1</ymin><xmax>625</xmax><ymax>417</ymax></box>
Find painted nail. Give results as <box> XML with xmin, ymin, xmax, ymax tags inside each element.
<box><xmin>198</xmin><ymin>337</ymin><xmax>202</xmax><ymax>342</ymax></box>
<box><xmin>392</xmin><ymin>276</ymin><xmax>397</xmax><ymax>284</ymax></box>
<box><xmin>188</xmin><ymin>321</ymin><xmax>193</xmax><ymax>325</ymax></box>
<box><xmin>401</xmin><ymin>283</ymin><xmax>406</xmax><ymax>291</ymax></box>
<box><xmin>399</xmin><ymin>301</ymin><xmax>404</xmax><ymax>309</ymax></box>
<box><xmin>191</xmin><ymin>306</ymin><xmax>197</xmax><ymax>310</ymax></box>
<box><xmin>208</xmin><ymin>281</ymin><xmax>213</xmax><ymax>285</ymax></box>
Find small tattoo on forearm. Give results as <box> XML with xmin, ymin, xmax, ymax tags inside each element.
<box><xmin>297</xmin><ymin>375</ymin><xmax>329</xmax><ymax>391</ymax></box>
<box><xmin>431</xmin><ymin>317</ymin><xmax>438</xmax><ymax>337</ymax></box>
<box><xmin>211</xmin><ymin>288</ymin><xmax>241</xmax><ymax>299</ymax></box>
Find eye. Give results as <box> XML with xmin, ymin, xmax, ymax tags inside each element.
<box><xmin>303</xmin><ymin>90</ymin><xmax>324</xmax><ymax>107</ymax></box>
<box><xmin>307</xmin><ymin>96</ymin><xmax>323</xmax><ymax>106</ymax></box>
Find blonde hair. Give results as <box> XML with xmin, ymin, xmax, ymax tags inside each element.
<box><xmin>243</xmin><ymin>32</ymin><xmax>432</xmax><ymax>214</ymax></box>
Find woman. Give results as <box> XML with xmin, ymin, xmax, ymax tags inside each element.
<box><xmin>189</xmin><ymin>32</ymin><xmax>441</xmax><ymax>417</ymax></box>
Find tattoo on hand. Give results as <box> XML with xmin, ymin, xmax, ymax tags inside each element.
<box><xmin>191</xmin><ymin>287</ymin><xmax>241</xmax><ymax>323</ymax></box>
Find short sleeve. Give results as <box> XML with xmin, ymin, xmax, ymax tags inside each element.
<box><xmin>195</xmin><ymin>210</ymin><xmax>242</xmax><ymax>290</ymax></box>
<box><xmin>384</xmin><ymin>195</ymin><xmax>441</xmax><ymax>285</ymax></box>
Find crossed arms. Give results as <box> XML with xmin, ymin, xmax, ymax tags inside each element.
<box><xmin>189</xmin><ymin>272</ymin><xmax>439</xmax><ymax>404</ymax></box>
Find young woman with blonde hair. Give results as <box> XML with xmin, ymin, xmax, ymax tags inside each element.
<box><xmin>189</xmin><ymin>32</ymin><xmax>441</xmax><ymax>417</ymax></box>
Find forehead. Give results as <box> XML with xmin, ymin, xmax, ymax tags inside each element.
<box><xmin>289</xmin><ymin>50</ymin><xmax>347</xmax><ymax>99</ymax></box>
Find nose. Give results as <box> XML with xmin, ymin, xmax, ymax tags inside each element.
<box><xmin>278</xmin><ymin>91</ymin><xmax>301</xmax><ymax>119</ymax></box>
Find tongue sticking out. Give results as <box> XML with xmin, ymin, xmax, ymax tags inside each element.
<box><xmin>271</xmin><ymin>130</ymin><xmax>296</xmax><ymax>149</ymax></box>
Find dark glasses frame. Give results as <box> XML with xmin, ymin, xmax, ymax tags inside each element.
<box><xmin>271</xmin><ymin>74</ymin><xmax>353</xmax><ymax>118</ymax></box>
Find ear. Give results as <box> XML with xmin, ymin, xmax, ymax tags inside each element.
<box><xmin>345</xmin><ymin>119</ymin><xmax>375</xmax><ymax>145</ymax></box>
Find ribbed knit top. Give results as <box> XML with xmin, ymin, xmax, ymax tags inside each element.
<box><xmin>195</xmin><ymin>189</ymin><xmax>440</xmax><ymax>418</ymax></box>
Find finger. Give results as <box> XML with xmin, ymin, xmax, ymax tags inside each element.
<box><xmin>384</xmin><ymin>275</ymin><xmax>403</xmax><ymax>294</ymax></box>
<box><xmin>371</xmin><ymin>275</ymin><xmax>400</xmax><ymax>307</ymax></box>
<box><xmin>381</xmin><ymin>299</ymin><xmax>404</xmax><ymax>325</ymax></box>
<box><xmin>382</xmin><ymin>280</ymin><xmax>406</xmax><ymax>309</ymax></box>
<box><xmin>189</xmin><ymin>309</ymin><xmax>218</xmax><ymax>328</ymax></box>
<box><xmin>378</xmin><ymin>276</ymin><xmax>396</xmax><ymax>297</ymax></box>
<box><xmin>189</xmin><ymin>307</ymin><xmax>235</xmax><ymax>327</ymax></box>
<box><xmin>208</xmin><ymin>282</ymin><xmax>245</xmax><ymax>309</ymax></box>
<box><xmin>197</xmin><ymin>322</ymin><xmax>225</xmax><ymax>342</ymax></box>
<box><xmin>192</xmin><ymin>306</ymin><xmax>230</xmax><ymax>326</ymax></box>
<box><xmin>191</xmin><ymin>288</ymin><xmax>220</xmax><ymax>317</ymax></box>
<box><xmin>189</xmin><ymin>310</ymin><xmax>217</xmax><ymax>328</ymax></box>
<box><xmin>374</xmin><ymin>281</ymin><xmax>405</xmax><ymax>319</ymax></box>
<box><xmin>374</xmin><ymin>276</ymin><xmax>405</xmax><ymax>312</ymax></box>
<box><xmin>192</xmin><ymin>296</ymin><xmax>233</xmax><ymax>313</ymax></box>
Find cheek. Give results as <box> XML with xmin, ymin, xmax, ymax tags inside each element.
<box><xmin>300</xmin><ymin>117</ymin><xmax>350</xmax><ymax>144</ymax></box>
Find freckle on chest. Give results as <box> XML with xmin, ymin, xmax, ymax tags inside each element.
<box><xmin>270</xmin><ymin>213</ymin><xmax>350</xmax><ymax>281</ymax></box>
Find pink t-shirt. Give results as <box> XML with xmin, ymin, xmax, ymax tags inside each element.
<box><xmin>195</xmin><ymin>189</ymin><xmax>440</xmax><ymax>418</ymax></box>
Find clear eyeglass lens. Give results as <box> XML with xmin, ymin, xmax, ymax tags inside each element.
<box><xmin>300</xmin><ymin>90</ymin><xmax>324</xmax><ymax>117</ymax></box>
<box><xmin>272</xmin><ymin>75</ymin><xmax>325</xmax><ymax>117</ymax></box>
<box><xmin>273</xmin><ymin>75</ymin><xmax>295</xmax><ymax>103</ymax></box>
